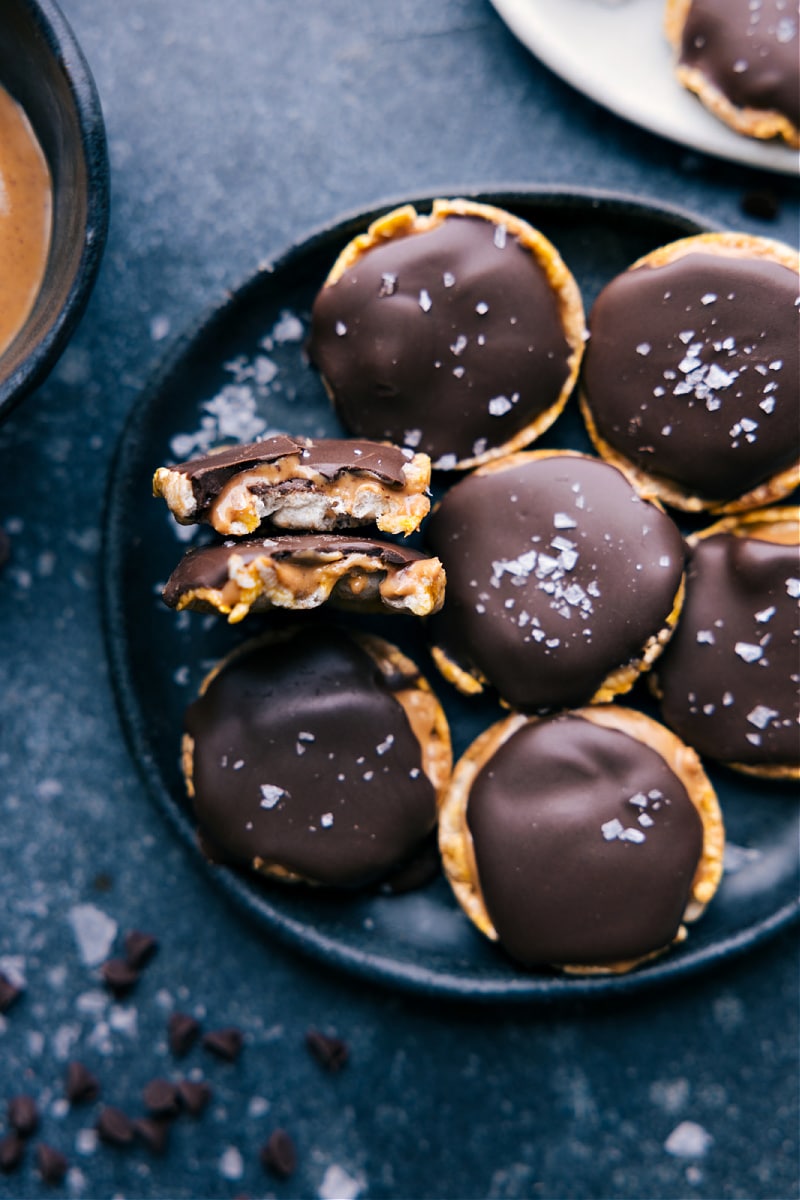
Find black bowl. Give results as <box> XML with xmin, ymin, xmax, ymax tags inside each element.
<box><xmin>0</xmin><ymin>0</ymin><xmax>109</xmax><ymax>420</ymax></box>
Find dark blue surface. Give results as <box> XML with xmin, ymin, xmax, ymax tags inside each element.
<box><xmin>0</xmin><ymin>3</ymin><xmax>798</xmax><ymax>1197</ymax></box>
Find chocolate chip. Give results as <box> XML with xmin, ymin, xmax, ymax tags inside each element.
<box><xmin>36</xmin><ymin>1143</ymin><xmax>68</xmax><ymax>1186</ymax></box>
<box><xmin>0</xmin><ymin>528</ymin><xmax>10</xmax><ymax>574</ymax></box>
<box><xmin>202</xmin><ymin>1027</ymin><xmax>243</xmax><ymax>1062</ymax></box>
<box><xmin>100</xmin><ymin>957</ymin><xmax>140</xmax><ymax>997</ymax></box>
<box><xmin>176</xmin><ymin>1079</ymin><xmax>212</xmax><ymax>1117</ymax></box>
<box><xmin>65</xmin><ymin>1061</ymin><xmax>100</xmax><ymax>1105</ymax></box>
<box><xmin>123</xmin><ymin>930</ymin><xmax>158</xmax><ymax>970</ymax></box>
<box><xmin>0</xmin><ymin>1132</ymin><xmax>24</xmax><ymax>1174</ymax></box>
<box><xmin>260</xmin><ymin>1128</ymin><xmax>297</xmax><ymax>1179</ymax></box>
<box><xmin>92</xmin><ymin>872</ymin><xmax>113</xmax><ymax>892</ymax></box>
<box><xmin>168</xmin><ymin>1011</ymin><xmax>201</xmax><ymax>1057</ymax></box>
<box><xmin>133</xmin><ymin>1117</ymin><xmax>171</xmax><ymax>1156</ymax></box>
<box><xmin>0</xmin><ymin>972</ymin><xmax>22</xmax><ymax>1014</ymax></box>
<box><xmin>8</xmin><ymin>1094</ymin><xmax>39</xmax><ymax>1137</ymax></box>
<box><xmin>305</xmin><ymin>1028</ymin><xmax>349</xmax><ymax>1072</ymax></box>
<box><xmin>740</xmin><ymin>189</ymin><xmax>780</xmax><ymax>221</ymax></box>
<box><xmin>96</xmin><ymin>1105</ymin><xmax>135</xmax><ymax>1147</ymax></box>
<box><xmin>142</xmin><ymin>1078</ymin><xmax>180</xmax><ymax>1118</ymax></box>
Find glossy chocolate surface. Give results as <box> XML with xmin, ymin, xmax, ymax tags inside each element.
<box><xmin>583</xmin><ymin>251</ymin><xmax>799</xmax><ymax>500</ymax></box>
<box><xmin>163</xmin><ymin>534</ymin><xmax>430</xmax><ymax>607</ymax></box>
<box><xmin>185</xmin><ymin>629</ymin><xmax>437</xmax><ymax>887</ymax></box>
<box><xmin>309</xmin><ymin>215</ymin><xmax>572</xmax><ymax>465</ymax></box>
<box><xmin>175</xmin><ymin>435</ymin><xmax>415</xmax><ymax>511</ymax></box>
<box><xmin>467</xmin><ymin>715</ymin><xmax>704</xmax><ymax>966</ymax></box>
<box><xmin>656</xmin><ymin>532</ymin><xmax>800</xmax><ymax>766</ymax></box>
<box><xmin>680</xmin><ymin>0</ymin><xmax>800</xmax><ymax>127</ymax></box>
<box><xmin>425</xmin><ymin>455</ymin><xmax>684</xmax><ymax>711</ymax></box>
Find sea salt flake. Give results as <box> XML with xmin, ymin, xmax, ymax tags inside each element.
<box><xmin>722</xmin><ymin>692</ymin><xmax>735</xmax><ymax>706</ymax></box>
<box><xmin>260</xmin><ymin>784</ymin><xmax>287</xmax><ymax>809</ymax></box>
<box><xmin>701</xmin><ymin>293</ymin><xmax>717</xmax><ymax>305</ymax></box>
<box><xmin>319</xmin><ymin>1164</ymin><xmax>365</xmax><ymax>1200</ymax></box>
<box><xmin>678</xmin><ymin>330</ymin><xmax>695</xmax><ymax>344</ymax></box>
<box><xmin>747</xmin><ymin>705</ymin><xmax>778</xmax><ymax>729</ymax></box>
<box><xmin>553</xmin><ymin>512</ymin><xmax>577</xmax><ymax>529</ymax></box>
<box><xmin>320</xmin><ymin>813</ymin><xmax>334</xmax><ymax>829</ymax></box>
<box><xmin>494</xmin><ymin>224</ymin><xmax>507</xmax><ymax>248</ymax></box>
<box><xmin>488</xmin><ymin>395</ymin><xmax>513</xmax><ymax>416</ymax></box>
<box><xmin>746</xmin><ymin>732</ymin><xmax>762</xmax><ymax>746</ymax></box>
<box><xmin>403</xmin><ymin>428</ymin><xmax>422</xmax><ymax>448</ymax></box>
<box><xmin>219</xmin><ymin>1146</ymin><xmax>244</xmax><ymax>1182</ymax></box>
<box><xmin>638</xmin><ymin>813</ymin><xmax>654</xmax><ymax>827</ymax></box>
<box><xmin>419</xmin><ymin>289</ymin><xmax>432</xmax><ymax>312</ymax></box>
<box><xmin>636</xmin><ymin>342</ymin><xmax>651</xmax><ymax>356</ymax></box>
<box><xmin>697</xmin><ymin>629</ymin><xmax>715</xmax><ymax>644</ymax></box>
<box><xmin>475</xmin><ymin>301</ymin><xmax>489</xmax><ymax>315</ymax></box>
<box><xmin>786</xmin><ymin>577</ymin><xmax>800</xmax><ymax>598</ymax></box>
<box><xmin>619</xmin><ymin>827</ymin><xmax>646</xmax><ymax>843</ymax></box>
<box><xmin>335</xmin><ymin>321</ymin><xmax>347</xmax><ymax>337</ymax></box>
<box><xmin>378</xmin><ymin>273</ymin><xmax>397</xmax><ymax>297</ymax></box>
<box><xmin>629</xmin><ymin>793</ymin><xmax>649</xmax><ymax>808</ymax></box>
<box><xmin>755</xmin><ymin>606</ymin><xmax>776</xmax><ymax>623</ymax></box>
<box><xmin>665</xmin><ymin>1121</ymin><xmax>713</xmax><ymax>1159</ymax></box>
<box><xmin>443</xmin><ymin>272</ymin><xmax>455</xmax><ymax>288</ymax></box>
<box><xmin>735</xmin><ymin>642</ymin><xmax>762</xmax><ymax>662</ymax></box>
<box><xmin>602</xmin><ymin>818</ymin><xmax>623</xmax><ymax>840</ymax></box>
<box><xmin>67</xmin><ymin>906</ymin><xmax>118</xmax><ymax>967</ymax></box>
<box><xmin>759</xmin><ymin>396</ymin><xmax>776</xmax><ymax>414</ymax></box>
<box><xmin>435</xmin><ymin>454</ymin><xmax>457</xmax><ymax>470</ymax></box>
<box><xmin>450</xmin><ymin>334</ymin><xmax>468</xmax><ymax>356</ymax></box>
<box><xmin>376</xmin><ymin>735</ymin><xmax>394</xmax><ymax>755</ymax></box>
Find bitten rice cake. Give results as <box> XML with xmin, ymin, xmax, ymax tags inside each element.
<box><xmin>153</xmin><ymin>434</ymin><xmax>431</xmax><ymax>537</ymax></box>
<box><xmin>652</xmin><ymin>508</ymin><xmax>800</xmax><ymax>779</ymax></box>
<box><xmin>425</xmin><ymin>451</ymin><xmax>685</xmax><ymax>712</ymax></box>
<box><xmin>308</xmin><ymin>198</ymin><xmax>586</xmax><ymax>471</ymax></box>
<box><xmin>580</xmin><ymin>232</ymin><xmax>800</xmax><ymax>513</ymax></box>
<box><xmin>665</xmin><ymin>0</ymin><xmax>800</xmax><ymax>147</ymax></box>
<box><xmin>162</xmin><ymin>533</ymin><xmax>446</xmax><ymax>622</ymax></box>
<box><xmin>439</xmin><ymin>706</ymin><xmax>724</xmax><ymax>974</ymax></box>
<box><xmin>182</xmin><ymin>626</ymin><xmax>452</xmax><ymax>888</ymax></box>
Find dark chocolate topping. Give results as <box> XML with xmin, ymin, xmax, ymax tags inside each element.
<box><xmin>174</xmin><ymin>435</ymin><xmax>415</xmax><ymax>511</ymax></box>
<box><xmin>163</xmin><ymin>534</ymin><xmax>428</xmax><ymax>607</ymax></box>
<box><xmin>309</xmin><ymin>214</ymin><xmax>572</xmax><ymax>465</ymax></box>
<box><xmin>680</xmin><ymin>0</ymin><xmax>800</xmax><ymax>128</ymax></box>
<box><xmin>426</xmin><ymin>455</ymin><xmax>684</xmax><ymax>711</ymax></box>
<box><xmin>656</xmin><ymin>531</ymin><xmax>800</xmax><ymax>766</ymax></box>
<box><xmin>467</xmin><ymin>715</ymin><xmax>704</xmax><ymax>966</ymax></box>
<box><xmin>185</xmin><ymin>628</ymin><xmax>437</xmax><ymax>887</ymax></box>
<box><xmin>583</xmin><ymin>251</ymin><xmax>799</xmax><ymax>500</ymax></box>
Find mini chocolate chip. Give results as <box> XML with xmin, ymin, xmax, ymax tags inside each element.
<box><xmin>202</xmin><ymin>1027</ymin><xmax>243</xmax><ymax>1062</ymax></box>
<box><xmin>142</xmin><ymin>1078</ymin><xmax>180</xmax><ymax>1118</ymax></box>
<box><xmin>36</xmin><ymin>1143</ymin><xmax>68</xmax><ymax>1186</ymax></box>
<box><xmin>0</xmin><ymin>972</ymin><xmax>22</xmax><ymax>1014</ymax></box>
<box><xmin>0</xmin><ymin>528</ymin><xmax>10</xmax><ymax>574</ymax></box>
<box><xmin>65</xmin><ymin>1061</ymin><xmax>100</xmax><ymax>1105</ymax></box>
<box><xmin>260</xmin><ymin>1128</ymin><xmax>297</xmax><ymax>1179</ymax></box>
<box><xmin>168</xmin><ymin>1011</ymin><xmax>201</xmax><ymax>1057</ymax></box>
<box><xmin>740</xmin><ymin>189</ymin><xmax>780</xmax><ymax>221</ymax></box>
<box><xmin>97</xmin><ymin>1105</ymin><xmax>135</xmax><ymax>1147</ymax></box>
<box><xmin>305</xmin><ymin>1028</ymin><xmax>349</xmax><ymax>1072</ymax></box>
<box><xmin>176</xmin><ymin>1079</ymin><xmax>212</xmax><ymax>1117</ymax></box>
<box><xmin>133</xmin><ymin>1117</ymin><xmax>171</xmax><ymax>1156</ymax></box>
<box><xmin>0</xmin><ymin>1132</ymin><xmax>24</xmax><ymax>1174</ymax></box>
<box><xmin>100</xmin><ymin>958</ymin><xmax>140</xmax><ymax>997</ymax></box>
<box><xmin>124</xmin><ymin>930</ymin><xmax>158</xmax><ymax>970</ymax></box>
<box><xmin>8</xmin><ymin>1094</ymin><xmax>39</xmax><ymax>1137</ymax></box>
<box><xmin>92</xmin><ymin>872</ymin><xmax>113</xmax><ymax>892</ymax></box>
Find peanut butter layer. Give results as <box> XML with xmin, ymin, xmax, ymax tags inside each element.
<box><xmin>153</xmin><ymin>435</ymin><xmax>431</xmax><ymax>536</ymax></box>
<box><xmin>162</xmin><ymin>534</ymin><xmax>446</xmax><ymax>622</ymax></box>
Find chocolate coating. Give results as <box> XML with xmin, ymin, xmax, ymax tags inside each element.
<box><xmin>680</xmin><ymin>0</ymin><xmax>800</xmax><ymax>128</ymax></box>
<box><xmin>309</xmin><ymin>215</ymin><xmax>572</xmax><ymax>465</ymax></box>
<box><xmin>175</xmin><ymin>435</ymin><xmax>415</xmax><ymax>512</ymax></box>
<box><xmin>582</xmin><ymin>251</ymin><xmax>800</xmax><ymax>500</ymax></box>
<box><xmin>184</xmin><ymin>629</ymin><xmax>438</xmax><ymax>887</ymax></box>
<box><xmin>467</xmin><ymin>715</ymin><xmax>704</xmax><ymax>966</ymax></box>
<box><xmin>426</xmin><ymin>455</ymin><xmax>684</xmax><ymax>711</ymax></box>
<box><xmin>163</xmin><ymin>534</ymin><xmax>427</xmax><ymax>608</ymax></box>
<box><xmin>656</xmin><ymin>532</ymin><xmax>800</xmax><ymax>766</ymax></box>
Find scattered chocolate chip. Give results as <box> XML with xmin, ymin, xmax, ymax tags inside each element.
<box><xmin>92</xmin><ymin>872</ymin><xmax>113</xmax><ymax>893</ymax></box>
<box><xmin>260</xmin><ymin>1128</ymin><xmax>297</xmax><ymax>1179</ymax></box>
<box><xmin>0</xmin><ymin>972</ymin><xmax>22</xmax><ymax>1014</ymax></box>
<box><xmin>133</xmin><ymin>1117</ymin><xmax>171</xmax><ymax>1156</ymax></box>
<box><xmin>65</xmin><ymin>1061</ymin><xmax>100</xmax><ymax>1105</ymax></box>
<box><xmin>100</xmin><ymin>957</ymin><xmax>140</xmax><ymax>997</ymax></box>
<box><xmin>0</xmin><ymin>1132</ymin><xmax>24</xmax><ymax>1174</ymax></box>
<box><xmin>168</xmin><ymin>1011</ymin><xmax>201</xmax><ymax>1057</ymax></box>
<box><xmin>176</xmin><ymin>1079</ymin><xmax>212</xmax><ymax>1117</ymax></box>
<box><xmin>8</xmin><ymin>1094</ymin><xmax>39</xmax><ymax>1137</ymax></box>
<box><xmin>142</xmin><ymin>1078</ymin><xmax>180</xmax><ymax>1118</ymax></box>
<box><xmin>96</xmin><ymin>1105</ymin><xmax>135</xmax><ymax>1147</ymax></box>
<box><xmin>202</xmin><ymin>1027</ymin><xmax>243</xmax><ymax>1062</ymax></box>
<box><xmin>0</xmin><ymin>527</ymin><xmax>10</xmax><ymax>574</ymax></box>
<box><xmin>36</xmin><ymin>1143</ymin><xmax>68</xmax><ymax>1186</ymax></box>
<box><xmin>305</xmin><ymin>1028</ymin><xmax>349</xmax><ymax>1073</ymax></box>
<box><xmin>740</xmin><ymin>189</ymin><xmax>780</xmax><ymax>221</ymax></box>
<box><xmin>124</xmin><ymin>930</ymin><xmax>158</xmax><ymax>970</ymax></box>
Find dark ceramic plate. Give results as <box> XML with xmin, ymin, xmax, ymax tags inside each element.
<box><xmin>103</xmin><ymin>188</ymin><xmax>800</xmax><ymax>1001</ymax></box>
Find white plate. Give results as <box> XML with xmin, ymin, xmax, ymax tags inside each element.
<box><xmin>489</xmin><ymin>0</ymin><xmax>799</xmax><ymax>176</ymax></box>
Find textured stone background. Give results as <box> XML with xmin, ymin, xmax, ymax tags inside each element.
<box><xmin>0</xmin><ymin>1</ymin><xmax>798</xmax><ymax>1197</ymax></box>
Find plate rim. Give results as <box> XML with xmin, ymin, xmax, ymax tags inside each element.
<box><xmin>101</xmin><ymin>184</ymin><xmax>800</xmax><ymax>1003</ymax></box>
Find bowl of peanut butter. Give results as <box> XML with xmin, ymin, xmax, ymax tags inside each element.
<box><xmin>0</xmin><ymin>0</ymin><xmax>108</xmax><ymax>421</ymax></box>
